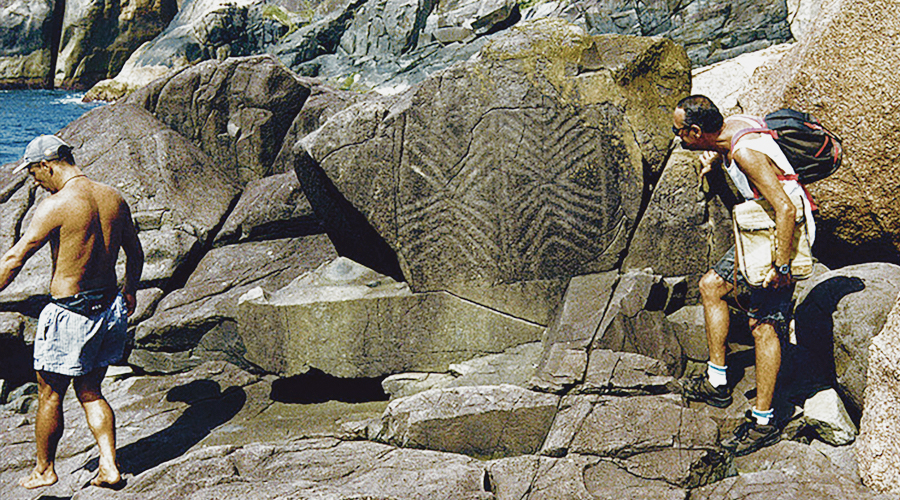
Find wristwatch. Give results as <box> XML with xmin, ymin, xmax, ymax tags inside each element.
<box><xmin>775</xmin><ymin>263</ymin><xmax>791</xmax><ymax>276</ymax></box>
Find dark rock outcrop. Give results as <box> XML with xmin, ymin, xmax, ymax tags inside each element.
<box><xmin>85</xmin><ymin>0</ymin><xmax>299</xmax><ymax>97</ymax></box>
<box><xmin>54</xmin><ymin>0</ymin><xmax>177</xmax><ymax>89</ymax></box>
<box><xmin>0</xmin><ymin>0</ymin><xmax>61</xmax><ymax>88</ymax></box>
<box><xmin>132</xmin><ymin>54</ymin><xmax>312</xmax><ymax>184</ymax></box>
<box><xmin>793</xmin><ymin>263</ymin><xmax>900</xmax><ymax>415</ymax></box>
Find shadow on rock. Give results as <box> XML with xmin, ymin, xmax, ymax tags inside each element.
<box><xmin>784</xmin><ymin>276</ymin><xmax>865</xmax><ymax>411</ymax></box>
<box><xmin>82</xmin><ymin>379</ymin><xmax>246</xmax><ymax>477</ymax></box>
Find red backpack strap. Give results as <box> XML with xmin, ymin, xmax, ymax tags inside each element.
<box><xmin>777</xmin><ymin>173</ymin><xmax>819</xmax><ymax>211</ymax></box>
<box><xmin>731</xmin><ymin>127</ymin><xmax>778</xmax><ymax>151</ymax></box>
<box><xmin>728</xmin><ymin>115</ymin><xmax>777</xmax><ymax>151</ymax></box>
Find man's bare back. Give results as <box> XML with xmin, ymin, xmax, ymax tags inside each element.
<box><xmin>43</xmin><ymin>177</ymin><xmax>131</xmax><ymax>298</ymax></box>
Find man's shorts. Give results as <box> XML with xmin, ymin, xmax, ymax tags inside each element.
<box><xmin>33</xmin><ymin>293</ymin><xmax>127</xmax><ymax>377</ymax></box>
<box><xmin>713</xmin><ymin>246</ymin><xmax>794</xmax><ymax>339</ymax></box>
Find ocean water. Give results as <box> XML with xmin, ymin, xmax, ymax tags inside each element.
<box><xmin>0</xmin><ymin>90</ymin><xmax>105</xmax><ymax>167</ymax></box>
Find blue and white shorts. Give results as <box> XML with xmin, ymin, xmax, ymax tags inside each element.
<box><xmin>34</xmin><ymin>294</ymin><xmax>128</xmax><ymax>377</ymax></box>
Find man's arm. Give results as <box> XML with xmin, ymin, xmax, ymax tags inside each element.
<box><xmin>733</xmin><ymin>148</ymin><xmax>796</xmax><ymax>288</ymax></box>
<box><xmin>119</xmin><ymin>202</ymin><xmax>143</xmax><ymax>316</ymax></box>
<box><xmin>0</xmin><ymin>201</ymin><xmax>59</xmax><ymax>291</ymax></box>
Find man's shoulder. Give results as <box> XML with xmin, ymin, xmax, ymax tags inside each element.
<box><xmin>730</xmin><ymin>145</ymin><xmax>772</xmax><ymax>171</ymax></box>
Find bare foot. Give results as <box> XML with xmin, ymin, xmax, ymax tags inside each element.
<box><xmin>90</xmin><ymin>468</ymin><xmax>123</xmax><ymax>489</ymax></box>
<box><xmin>19</xmin><ymin>466</ymin><xmax>58</xmax><ymax>489</ymax></box>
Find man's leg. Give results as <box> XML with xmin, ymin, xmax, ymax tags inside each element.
<box><xmin>19</xmin><ymin>371</ymin><xmax>70</xmax><ymax>489</ymax></box>
<box><xmin>720</xmin><ymin>319</ymin><xmax>783</xmax><ymax>456</ymax></box>
<box><xmin>750</xmin><ymin>320</ymin><xmax>781</xmax><ymax>414</ymax></box>
<box><xmin>683</xmin><ymin>269</ymin><xmax>735</xmax><ymax>408</ymax></box>
<box><xmin>700</xmin><ymin>269</ymin><xmax>733</xmax><ymax>367</ymax></box>
<box><xmin>74</xmin><ymin>366</ymin><xmax>122</xmax><ymax>488</ymax></box>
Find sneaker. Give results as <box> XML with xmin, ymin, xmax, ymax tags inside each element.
<box><xmin>721</xmin><ymin>415</ymin><xmax>781</xmax><ymax>456</ymax></box>
<box><xmin>681</xmin><ymin>376</ymin><xmax>733</xmax><ymax>408</ymax></box>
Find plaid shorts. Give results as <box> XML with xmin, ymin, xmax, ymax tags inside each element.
<box><xmin>713</xmin><ymin>246</ymin><xmax>794</xmax><ymax>339</ymax></box>
<box><xmin>34</xmin><ymin>294</ymin><xmax>127</xmax><ymax>377</ymax></box>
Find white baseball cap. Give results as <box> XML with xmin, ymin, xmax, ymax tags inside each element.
<box><xmin>14</xmin><ymin>135</ymin><xmax>72</xmax><ymax>173</ymax></box>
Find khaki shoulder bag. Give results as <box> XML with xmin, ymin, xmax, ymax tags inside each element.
<box><xmin>732</xmin><ymin>191</ymin><xmax>813</xmax><ymax>286</ymax></box>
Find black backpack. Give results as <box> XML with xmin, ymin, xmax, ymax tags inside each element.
<box><xmin>731</xmin><ymin>108</ymin><xmax>843</xmax><ymax>184</ymax></box>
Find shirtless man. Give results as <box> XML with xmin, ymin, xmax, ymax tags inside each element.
<box><xmin>4</xmin><ymin>135</ymin><xmax>144</xmax><ymax>489</ymax></box>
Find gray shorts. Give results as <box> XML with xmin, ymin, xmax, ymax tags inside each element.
<box><xmin>713</xmin><ymin>246</ymin><xmax>794</xmax><ymax>339</ymax></box>
<box><xmin>34</xmin><ymin>294</ymin><xmax>128</xmax><ymax>377</ymax></box>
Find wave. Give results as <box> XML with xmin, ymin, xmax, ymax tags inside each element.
<box><xmin>53</xmin><ymin>93</ymin><xmax>89</xmax><ymax>105</ymax></box>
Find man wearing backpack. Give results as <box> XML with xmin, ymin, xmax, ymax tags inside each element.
<box><xmin>672</xmin><ymin>95</ymin><xmax>817</xmax><ymax>456</ymax></box>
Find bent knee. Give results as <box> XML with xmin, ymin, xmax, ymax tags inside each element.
<box><xmin>751</xmin><ymin>321</ymin><xmax>779</xmax><ymax>341</ymax></box>
<box><xmin>699</xmin><ymin>270</ymin><xmax>730</xmax><ymax>300</ymax></box>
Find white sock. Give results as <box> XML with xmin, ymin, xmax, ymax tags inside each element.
<box><xmin>707</xmin><ymin>361</ymin><xmax>727</xmax><ymax>387</ymax></box>
<box><xmin>752</xmin><ymin>406</ymin><xmax>774</xmax><ymax>426</ymax></box>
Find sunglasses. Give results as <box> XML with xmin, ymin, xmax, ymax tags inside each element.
<box><xmin>672</xmin><ymin>124</ymin><xmax>690</xmax><ymax>136</ymax></box>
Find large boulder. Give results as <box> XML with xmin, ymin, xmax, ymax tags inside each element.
<box><xmin>237</xmin><ymin>257</ymin><xmax>545</xmax><ymax>378</ymax></box>
<box><xmin>857</xmin><ymin>298</ymin><xmax>900</xmax><ymax>495</ymax></box>
<box><xmin>0</xmin><ymin>103</ymin><xmax>241</xmax><ymax>305</ymax></box>
<box><xmin>377</xmin><ymin>385</ymin><xmax>559</xmax><ymax>458</ymax></box>
<box><xmin>54</xmin><ymin>0</ymin><xmax>177</xmax><ymax>89</ymax></box>
<box><xmin>793</xmin><ymin>263</ymin><xmax>900</xmax><ymax>415</ymax></box>
<box><xmin>296</xmin><ymin>20</ymin><xmax>690</xmax><ymax>304</ymax></box>
<box><xmin>738</xmin><ymin>0</ymin><xmax>900</xmax><ymax>267</ymax></box>
<box><xmin>622</xmin><ymin>148</ymin><xmax>735</xmax><ymax>297</ymax></box>
<box><xmin>134</xmin><ymin>234</ymin><xmax>337</xmax><ymax>353</ymax></box>
<box><xmin>134</xmin><ymin>55</ymin><xmax>312</xmax><ymax>184</ymax></box>
<box><xmin>0</xmin><ymin>0</ymin><xmax>59</xmax><ymax>88</ymax></box>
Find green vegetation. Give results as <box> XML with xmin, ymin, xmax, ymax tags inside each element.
<box><xmin>516</xmin><ymin>0</ymin><xmax>548</xmax><ymax>12</ymax></box>
<box><xmin>479</xmin><ymin>18</ymin><xmax>593</xmax><ymax>103</ymax></box>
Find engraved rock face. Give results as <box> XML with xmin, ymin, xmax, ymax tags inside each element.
<box><xmin>296</xmin><ymin>19</ymin><xmax>690</xmax><ymax>298</ymax></box>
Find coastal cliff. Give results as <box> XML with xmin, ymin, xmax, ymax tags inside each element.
<box><xmin>2</xmin><ymin>0</ymin><xmax>900</xmax><ymax>498</ymax></box>
<box><xmin>1</xmin><ymin>0</ymin><xmax>799</xmax><ymax>90</ymax></box>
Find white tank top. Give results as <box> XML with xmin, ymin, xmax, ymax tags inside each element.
<box><xmin>725</xmin><ymin>116</ymin><xmax>817</xmax><ymax>244</ymax></box>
